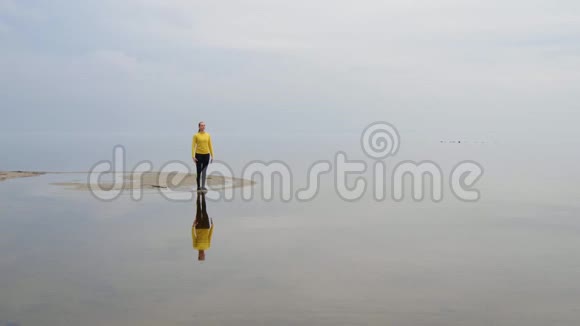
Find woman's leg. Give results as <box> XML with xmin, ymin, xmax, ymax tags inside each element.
<box><xmin>195</xmin><ymin>154</ymin><xmax>203</xmax><ymax>189</ymax></box>
<box><xmin>198</xmin><ymin>194</ymin><xmax>210</xmax><ymax>228</ymax></box>
<box><xmin>195</xmin><ymin>193</ymin><xmax>202</xmax><ymax>223</ymax></box>
<box><xmin>201</xmin><ymin>192</ymin><xmax>207</xmax><ymax>217</ymax></box>
<box><xmin>200</xmin><ymin>154</ymin><xmax>210</xmax><ymax>188</ymax></box>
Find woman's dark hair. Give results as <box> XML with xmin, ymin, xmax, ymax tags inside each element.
<box><xmin>198</xmin><ymin>121</ymin><xmax>204</xmax><ymax>133</ymax></box>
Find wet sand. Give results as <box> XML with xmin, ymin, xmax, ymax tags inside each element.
<box><xmin>52</xmin><ymin>172</ymin><xmax>252</xmax><ymax>191</ymax></box>
<box><xmin>0</xmin><ymin>171</ymin><xmax>46</xmax><ymax>181</ymax></box>
<box><xmin>0</xmin><ymin>171</ymin><xmax>252</xmax><ymax>190</ymax></box>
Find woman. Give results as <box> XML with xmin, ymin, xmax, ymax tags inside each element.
<box><xmin>191</xmin><ymin>121</ymin><xmax>214</xmax><ymax>191</ymax></box>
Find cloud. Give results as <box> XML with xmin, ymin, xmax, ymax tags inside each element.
<box><xmin>88</xmin><ymin>50</ymin><xmax>139</xmax><ymax>72</ymax></box>
<box><xmin>80</xmin><ymin>0</ymin><xmax>580</xmax><ymax>101</ymax></box>
<box><xmin>1</xmin><ymin>0</ymin><xmax>579</xmax><ymax>136</ymax></box>
<box><xmin>0</xmin><ymin>0</ymin><xmax>45</xmax><ymax>20</ymax></box>
<box><xmin>0</xmin><ymin>20</ymin><xmax>9</xmax><ymax>34</ymax></box>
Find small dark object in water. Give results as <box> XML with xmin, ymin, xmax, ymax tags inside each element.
<box><xmin>151</xmin><ymin>185</ymin><xmax>167</xmax><ymax>188</ymax></box>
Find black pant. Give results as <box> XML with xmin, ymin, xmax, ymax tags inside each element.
<box><xmin>195</xmin><ymin>153</ymin><xmax>210</xmax><ymax>188</ymax></box>
<box><xmin>195</xmin><ymin>193</ymin><xmax>210</xmax><ymax>228</ymax></box>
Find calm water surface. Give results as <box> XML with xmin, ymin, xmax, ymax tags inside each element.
<box><xmin>1</xmin><ymin>138</ymin><xmax>580</xmax><ymax>325</ymax></box>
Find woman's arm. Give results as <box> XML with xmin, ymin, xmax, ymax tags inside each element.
<box><xmin>192</xmin><ymin>134</ymin><xmax>197</xmax><ymax>162</ymax></box>
<box><xmin>208</xmin><ymin>134</ymin><xmax>214</xmax><ymax>162</ymax></box>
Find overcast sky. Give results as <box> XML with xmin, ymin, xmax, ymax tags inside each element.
<box><xmin>1</xmin><ymin>0</ymin><xmax>579</xmax><ymax>141</ymax></box>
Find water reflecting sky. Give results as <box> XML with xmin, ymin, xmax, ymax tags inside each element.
<box><xmin>1</xmin><ymin>137</ymin><xmax>580</xmax><ymax>325</ymax></box>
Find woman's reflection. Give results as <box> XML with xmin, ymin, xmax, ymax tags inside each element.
<box><xmin>193</xmin><ymin>192</ymin><xmax>213</xmax><ymax>261</ymax></box>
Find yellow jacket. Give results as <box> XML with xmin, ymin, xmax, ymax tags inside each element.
<box><xmin>192</xmin><ymin>132</ymin><xmax>214</xmax><ymax>157</ymax></box>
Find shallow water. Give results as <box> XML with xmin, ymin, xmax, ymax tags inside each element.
<box><xmin>1</xmin><ymin>138</ymin><xmax>580</xmax><ymax>325</ymax></box>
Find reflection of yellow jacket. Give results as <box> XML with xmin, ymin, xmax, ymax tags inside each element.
<box><xmin>192</xmin><ymin>225</ymin><xmax>214</xmax><ymax>250</ymax></box>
